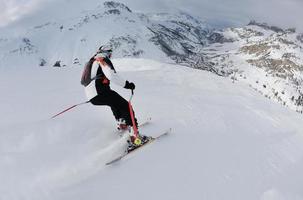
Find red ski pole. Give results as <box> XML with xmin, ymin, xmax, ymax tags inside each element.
<box><xmin>128</xmin><ymin>90</ymin><xmax>139</xmax><ymax>138</ymax></box>
<box><xmin>51</xmin><ymin>101</ymin><xmax>89</xmax><ymax>119</ymax></box>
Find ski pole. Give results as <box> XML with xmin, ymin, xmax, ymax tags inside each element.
<box><xmin>51</xmin><ymin>100</ymin><xmax>89</xmax><ymax>119</ymax></box>
<box><xmin>128</xmin><ymin>90</ymin><xmax>139</xmax><ymax>138</ymax></box>
<box><xmin>129</xmin><ymin>89</ymin><xmax>134</xmax><ymax>101</ymax></box>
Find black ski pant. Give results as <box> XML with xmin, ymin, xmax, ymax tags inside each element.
<box><xmin>90</xmin><ymin>90</ymin><xmax>137</xmax><ymax>127</ymax></box>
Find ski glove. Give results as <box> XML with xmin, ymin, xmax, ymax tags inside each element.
<box><xmin>124</xmin><ymin>81</ymin><xmax>135</xmax><ymax>90</ymax></box>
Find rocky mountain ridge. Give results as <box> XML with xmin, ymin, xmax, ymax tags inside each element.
<box><xmin>202</xmin><ymin>21</ymin><xmax>303</xmax><ymax>112</ymax></box>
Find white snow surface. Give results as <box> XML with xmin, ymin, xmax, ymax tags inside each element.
<box><xmin>1</xmin><ymin>58</ymin><xmax>303</xmax><ymax>200</ymax></box>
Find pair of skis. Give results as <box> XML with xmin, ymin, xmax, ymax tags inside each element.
<box><xmin>106</xmin><ymin>118</ymin><xmax>171</xmax><ymax>165</ymax></box>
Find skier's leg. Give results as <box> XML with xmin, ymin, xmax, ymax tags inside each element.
<box><xmin>91</xmin><ymin>92</ymin><xmax>147</xmax><ymax>148</ymax></box>
<box><xmin>105</xmin><ymin>91</ymin><xmax>151</xmax><ymax>147</ymax></box>
<box><xmin>107</xmin><ymin>90</ymin><xmax>137</xmax><ymax>127</ymax></box>
<box><xmin>90</xmin><ymin>91</ymin><xmax>138</xmax><ymax>127</ymax></box>
<box><xmin>90</xmin><ymin>93</ymin><xmax>120</xmax><ymax>120</ymax></box>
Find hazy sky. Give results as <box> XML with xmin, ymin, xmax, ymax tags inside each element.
<box><xmin>0</xmin><ymin>0</ymin><xmax>41</xmax><ymax>26</ymax></box>
<box><xmin>1</xmin><ymin>0</ymin><xmax>303</xmax><ymax>30</ymax></box>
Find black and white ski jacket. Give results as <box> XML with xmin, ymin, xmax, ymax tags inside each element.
<box><xmin>85</xmin><ymin>53</ymin><xmax>126</xmax><ymax>100</ymax></box>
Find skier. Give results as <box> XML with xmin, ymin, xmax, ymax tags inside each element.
<box><xmin>84</xmin><ymin>45</ymin><xmax>148</xmax><ymax>148</ymax></box>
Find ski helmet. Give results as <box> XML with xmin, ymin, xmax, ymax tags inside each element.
<box><xmin>97</xmin><ymin>45</ymin><xmax>112</xmax><ymax>57</ymax></box>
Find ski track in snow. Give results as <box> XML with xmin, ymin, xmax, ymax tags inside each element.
<box><xmin>1</xmin><ymin>59</ymin><xmax>303</xmax><ymax>200</ymax></box>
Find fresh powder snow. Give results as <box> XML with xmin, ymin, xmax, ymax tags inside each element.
<box><xmin>1</xmin><ymin>58</ymin><xmax>303</xmax><ymax>200</ymax></box>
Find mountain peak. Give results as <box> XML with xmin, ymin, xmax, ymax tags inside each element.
<box><xmin>103</xmin><ymin>1</ymin><xmax>132</xmax><ymax>13</ymax></box>
<box><xmin>248</xmin><ymin>20</ymin><xmax>284</xmax><ymax>33</ymax></box>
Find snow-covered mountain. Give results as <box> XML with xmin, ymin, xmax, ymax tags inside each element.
<box><xmin>1</xmin><ymin>0</ymin><xmax>303</xmax><ymax>114</ymax></box>
<box><xmin>0</xmin><ymin>1</ymin><xmax>211</xmax><ymax>68</ymax></box>
<box><xmin>201</xmin><ymin>21</ymin><xmax>303</xmax><ymax>113</ymax></box>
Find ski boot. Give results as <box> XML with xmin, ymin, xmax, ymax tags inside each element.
<box><xmin>116</xmin><ymin>118</ymin><xmax>128</xmax><ymax>132</ymax></box>
<box><xmin>127</xmin><ymin>132</ymin><xmax>152</xmax><ymax>152</ymax></box>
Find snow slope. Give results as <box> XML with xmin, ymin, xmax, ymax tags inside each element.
<box><xmin>1</xmin><ymin>59</ymin><xmax>303</xmax><ymax>200</ymax></box>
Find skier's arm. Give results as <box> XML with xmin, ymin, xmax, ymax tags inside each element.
<box><xmin>91</xmin><ymin>61</ymin><xmax>100</xmax><ymax>79</ymax></box>
<box><xmin>101</xmin><ymin>64</ymin><xmax>127</xmax><ymax>87</ymax></box>
<box><xmin>101</xmin><ymin>57</ymin><xmax>135</xmax><ymax>90</ymax></box>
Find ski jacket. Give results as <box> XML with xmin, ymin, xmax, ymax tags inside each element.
<box><xmin>85</xmin><ymin>53</ymin><xmax>126</xmax><ymax>100</ymax></box>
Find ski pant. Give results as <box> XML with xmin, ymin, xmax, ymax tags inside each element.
<box><xmin>90</xmin><ymin>90</ymin><xmax>137</xmax><ymax>126</ymax></box>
